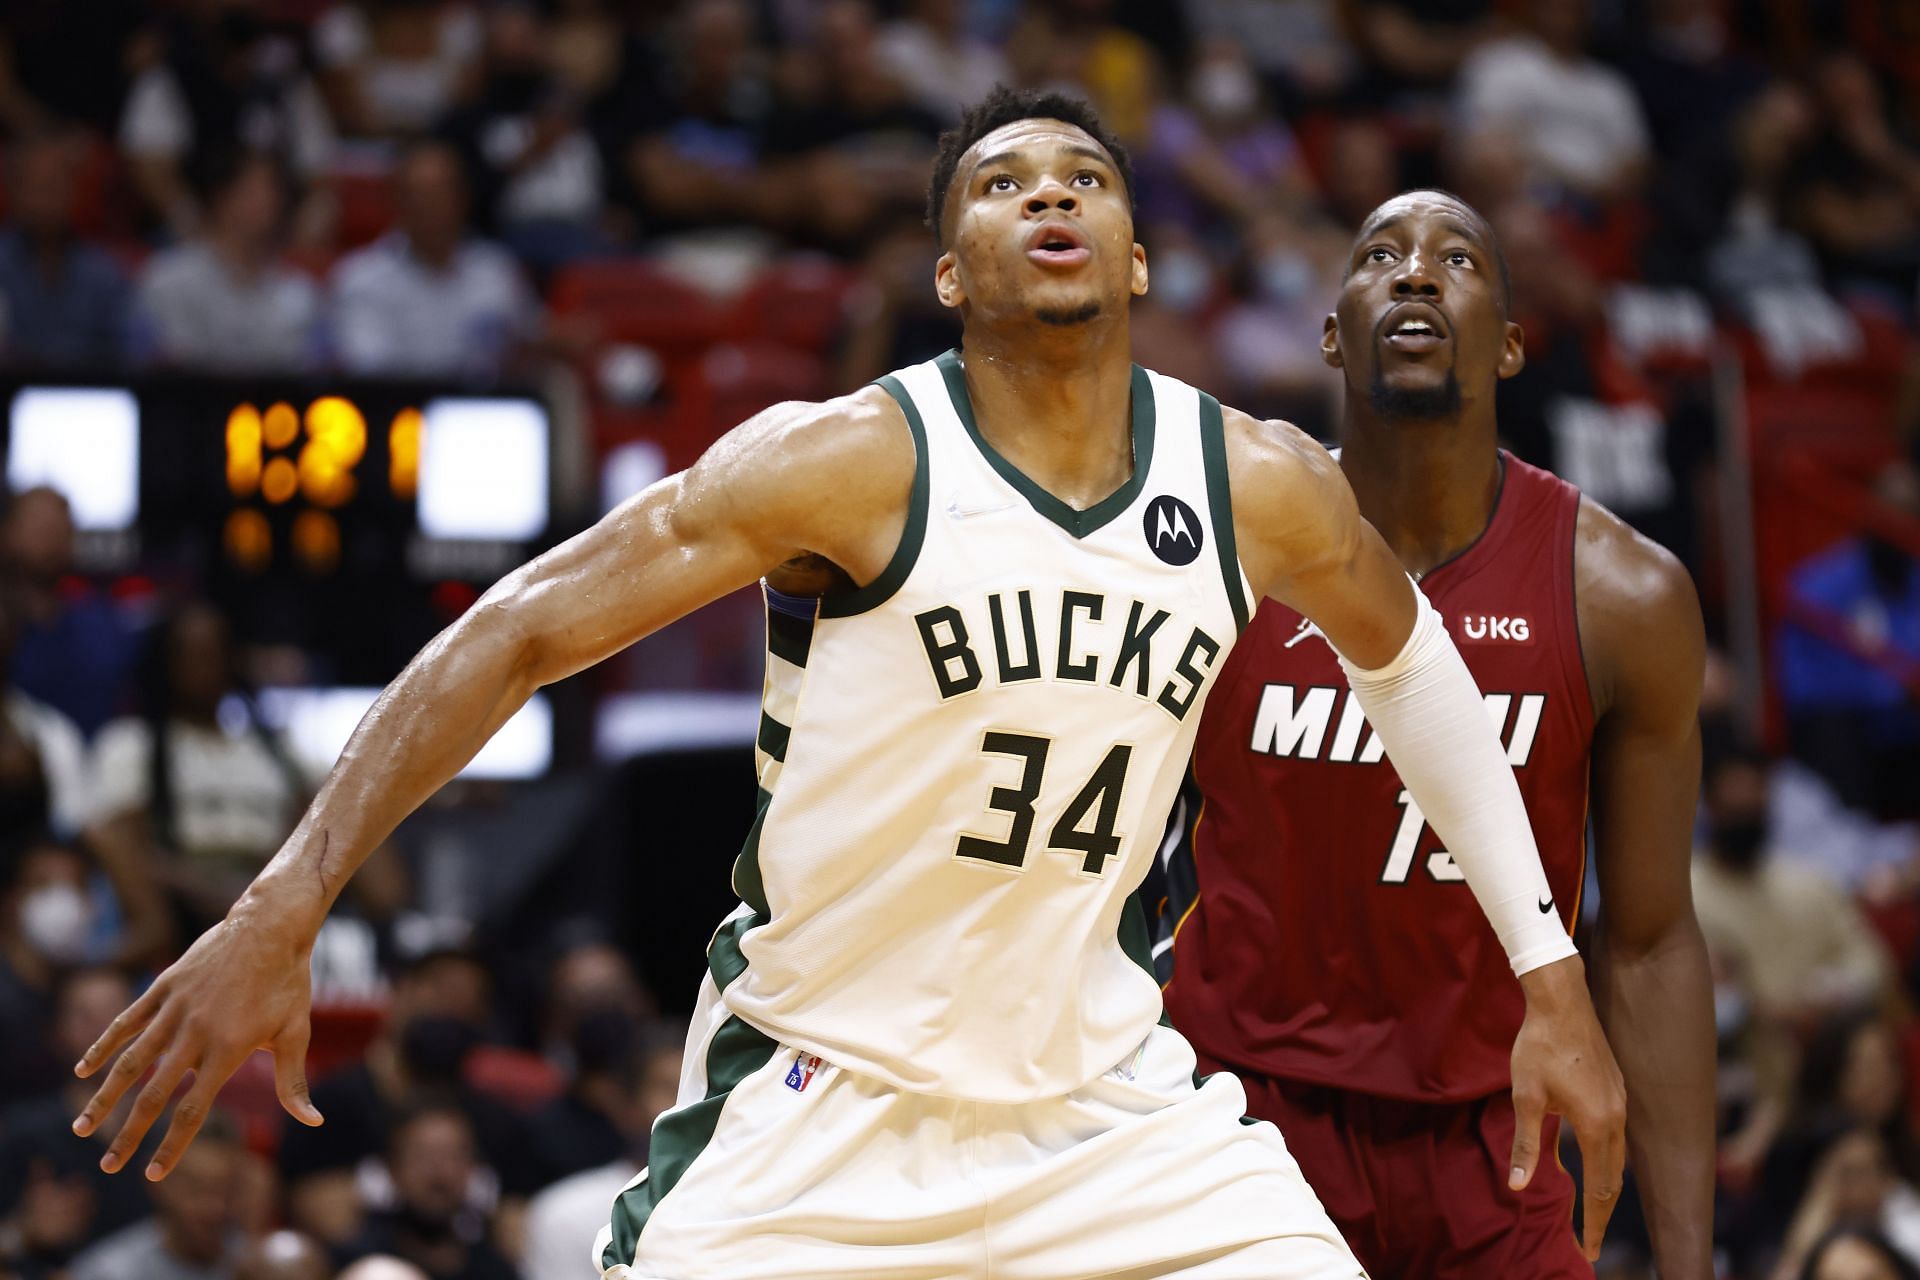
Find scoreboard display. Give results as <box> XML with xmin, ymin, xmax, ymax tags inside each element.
<box><xmin>2</xmin><ymin>376</ymin><xmax>556</xmax><ymax>685</ymax></box>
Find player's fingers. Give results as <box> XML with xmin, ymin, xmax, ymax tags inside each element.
<box><xmin>1508</xmin><ymin>1085</ymin><xmax>1546</xmax><ymax>1190</ymax></box>
<box><xmin>1576</xmin><ymin>1108</ymin><xmax>1628</xmax><ymax>1262</ymax></box>
<box><xmin>73</xmin><ymin>986</ymin><xmax>164</xmax><ymax>1081</ymax></box>
<box><xmin>72</xmin><ymin>1014</ymin><xmax>177</xmax><ymax>1140</ymax></box>
<box><xmin>271</xmin><ymin>1021</ymin><xmax>323</xmax><ymax>1127</ymax></box>
<box><xmin>98</xmin><ymin>1053</ymin><xmax>191</xmax><ymax>1175</ymax></box>
<box><xmin>145</xmin><ymin>1058</ymin><xmax>235</xmax><ymax>1181</ymax></box>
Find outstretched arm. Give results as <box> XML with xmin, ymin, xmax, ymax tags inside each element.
<box><xmin>1228</xmin><ymin>410</ymin><xmax>1627</xmax><ymax>1260</ymax></box>
<box><xmin>72</xmin><ymin>389</ymin><xmax>916</xmax><ymax>1178</ymax></box>
<box><xmin>1578</xmin><ymin>502</ymin><xmax>1716</xmax><ymax>1280</ymax></box>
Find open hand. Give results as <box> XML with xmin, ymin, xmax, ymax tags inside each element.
<box><xmin>1509</xmin><ymin>954</ymin><xmax>1628</xmax><ymax>1263</ymax></box>
<box><xmin>71</xmin><ymin>902</ymin><xmax>324</xmax><ymax>1179</ymax></box>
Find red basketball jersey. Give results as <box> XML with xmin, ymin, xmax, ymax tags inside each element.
<box><xmin>1159</xmin><ymin>453</ymin><xmax>1595</xmax><ymax>1103</ymax></box>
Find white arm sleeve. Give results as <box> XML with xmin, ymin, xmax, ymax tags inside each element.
<box><xmin>1335</xmin><ymin>582</ymin><xmax>1579</xmax><ymax>977</ymax></box>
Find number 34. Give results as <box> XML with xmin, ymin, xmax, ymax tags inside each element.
<box><xmin>958</xmin><ymin>731</ymin><xmax>1133</xmax><ymax>877</ymax></box>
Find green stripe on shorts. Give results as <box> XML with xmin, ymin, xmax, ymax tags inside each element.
<box><xmin>602</xmin><ymin>914</ymin><xmax>780</xmax><ymax>1271</ymax></box>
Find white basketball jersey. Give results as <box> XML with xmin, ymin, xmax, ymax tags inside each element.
<box><xmin>717</xmin><ymin>349</ymin><xmax>1251</xmax><ymax>1103</ymax></box>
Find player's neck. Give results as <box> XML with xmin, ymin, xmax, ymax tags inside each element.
<box><xmin>1338</xmin><ymin>410</ymin><xmax>1504</xmax><ymax>579</ymax></box>
<box><xmin>957</xmin><ymin>325</ymin><xmax>1138</xmax><ymax>507</ymax></box>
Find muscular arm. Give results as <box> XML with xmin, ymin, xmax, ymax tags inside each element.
<box><xmin>74</xmin><ymin>387</ymin><xmax>916</xmax><ymax>1175</ymax></box>
<box><xmin>1577</xmin><ymin>500</ymin><xmax>1716</xmax><ymax>1280</ymax></box>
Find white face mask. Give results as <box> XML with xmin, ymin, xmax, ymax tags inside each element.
<box><xmin>20</xmin><ymin>883</ymin><xmax>90</xmax><ymax>963</ymax></box>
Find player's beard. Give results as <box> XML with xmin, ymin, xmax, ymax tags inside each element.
<box><xmin>1035</xmin><ymin>300</ymin><xmax>1103</xmax><ymax>326</ymax></box>
<box><xmin>1369</xmin><ymin>365</ymin><xmax>1462</xmax><ymax>420</ymax></box>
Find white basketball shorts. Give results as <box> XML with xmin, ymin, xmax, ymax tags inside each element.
<box><xmin>592</xmin><ymin>975</ymin><xmax>1368</xmax><ymax>1280</ymax></box>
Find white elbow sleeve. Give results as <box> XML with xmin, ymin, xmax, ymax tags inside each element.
<box><xmin>1336</xmin><ymin>584</ymin><xmax>1578</xmax><ymax>977</ymax></box>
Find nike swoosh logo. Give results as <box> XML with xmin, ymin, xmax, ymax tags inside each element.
<box><xmin>1538</xmin><ymin>897</ymin><xmax>1555</xmax><ymax>914</ymax></box>
<box><xmin>946</xmin><ymin>499</ymin><xmax>1018</xmax><ymax>520</ymax></box>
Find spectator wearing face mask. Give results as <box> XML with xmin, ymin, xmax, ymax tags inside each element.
<box><xmin>1694</xmin><ymin>745</ymin><xmax>1897</xmax><ymax>1196</ymax></box>
<box><xmin>334</xmin><ymin>1101</ymin><xmax>517</xmax><ymax>1280</ymax></box>
<box><xmin>0</xmin><ymin>843</ymin><xmax>120</xmax><ymax>1100</ymax></box>
<box><xmin>279</xmin><ymin>944</ymin><xmax>534</xmax><ymax>1249</ymax></box>
<box><xmin>521</xmin><ymin>1024</ymin><xmax>683</xmax><ymax>1280</ymax></box>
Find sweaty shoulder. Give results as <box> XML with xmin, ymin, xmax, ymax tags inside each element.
<box><xmin>1573</xmin><ymin>495</ymin><xmax>1705</xmax><ymax>723</ymax></box>
<box><xmin>685</xmin><ymin>384</ymin><xmax>917</xmax><ymax>594</ymax></box>
<box><xmin>1216</xmin><ymin>406</ymin><xmax>1352</xmax><ymax>599</ymax></box>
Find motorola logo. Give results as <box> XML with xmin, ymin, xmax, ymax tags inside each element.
<box><xmin>1144</xmin><ymin>495</ymin><xmax>1203</xmax><ymax>566</ymax></box>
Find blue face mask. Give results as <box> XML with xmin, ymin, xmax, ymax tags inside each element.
<box><xmin>1257</xmin><ymin>251</ymin><xmax>1316</xmax><ymax>306</ymax></box>
<box><xmin>1151</xmin><ymin>248</ymin><xmax>1213</xmax><ymax>314</ymax></box>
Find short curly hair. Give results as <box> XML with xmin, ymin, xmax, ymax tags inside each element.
<box><xmin>926</xmin><ymin>86</ymin><xmax>1135</xmax><ymax>246</ymax></box>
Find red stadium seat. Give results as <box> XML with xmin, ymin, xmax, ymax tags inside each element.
<box><xmin>549</xmin><ymin>259</ymin><xmax>731</xmax><ymax>353</ymax></box>
<box><xmin>329</xmin><ymin>168</ymin><xmax>397</xmax><ymax>249</ymax></box>
<box><xmin>731</xmin><ymin>260</ymin><xmax>853</xmax><ymax>350</ymax></box>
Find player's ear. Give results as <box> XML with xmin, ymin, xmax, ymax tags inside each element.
<box><xmin>1498</xmin><ymin>320</ymin><xmax>1526</xmax><ymax>379</ymax></box>
<box><xmin>934</xmin><ymin>250</ymin><xmax>965</xmax><ymax>310</ymax></box>
<box><xmin>1131</xmin><ymin>242</ymin><xmax>1149</xmax><ymax>298</ymax></box>
<box><xmin>1320</xmin><ymin>313</ymin><xmax>1343</xmax><ymax>370</ymax></box>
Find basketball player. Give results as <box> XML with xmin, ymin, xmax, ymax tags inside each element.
<box><xmin>72</xmin><ymin>95</ymin><xmax>1625</xmax><ymax>1277</ymax></box>
<box><xmin>1155</xmin><ymin>190</ymin><xmax>1714</xmax><ymax>1277</ymax></box>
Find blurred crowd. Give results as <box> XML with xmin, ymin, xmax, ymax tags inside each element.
<box><xmin>1</xmin><ymin>1</ymin><xmax>1920</xmax><ymax>1279</ymax></box>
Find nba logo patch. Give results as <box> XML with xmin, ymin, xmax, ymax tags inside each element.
<box><xmin>785</xmin><ymin>1052</ymin><xmax>823</xmax><ymax>1092</ymax></box>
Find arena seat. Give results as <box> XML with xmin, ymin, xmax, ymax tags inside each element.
<box><xmin>549</xmin><ymin>258</ymin><xmax>731</xmax><ymax>353</ymax></box>
<box><xmin>731</xmin><ymin>260</ymin><xmax>853</xmax><ymax>350</ymax></box>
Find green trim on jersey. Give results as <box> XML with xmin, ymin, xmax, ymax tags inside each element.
<box><xmin>1196</xmin><ymin>392</ymin><xmax>1250</xmax><ymax>633</ymax></box>
<box><xmin>935</xmin><ymin>349</ymin><xmax>1157</xmax><ymax>540</ymax></box>
<box><xmin>756</xmin><ymin>712</ymin><xmax>791</xmax><ymax>763</ymax></box>
<box><xmin>766</xmin><ymin>607</ymin><xmax>815</xmax><ymax>667</ymax></box>
<box><xmin>729</xmin><ymin>787</ymin><xmax>775</xmax><ymax>918</ymax></box>
<box><xmin>601</xmin><ymin>913</ymin><xmax>779</xmax><ymax>1272</ymax></box>
<box><xmin>818</xmin><ymin>374</ymin><xmax>931</xmax><ymax>619</ymax></box>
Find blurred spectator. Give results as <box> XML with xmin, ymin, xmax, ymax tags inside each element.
<box><xmin>1777</xmin><ymin>460</ymin><xmax>1920</xmax><ymax>819</ymax></box>
<box><xmin>1316</xmin><ymin>115</ymin><xmax>1403</xmax><ymax>231</ymax></box>
<box><xmin>1180</xmin><ymin>0</ymin><xmax>1353</xmax><ymax>109</ymax></box>
<box><xmin>1800</xmin><ymin>1226</ymin><xmax>1920</xmax><ymax>1280</ymax></box>
<box><xmin>448</xmin><ymin>2</ymin><xmax>610</xmax><ymax>273</ymax></box>
<box><xmin>1212</xmin><ymin>213</ymin><xmax>1345</xmax><ymax>430</ymax></box>
<box><xmin>875</xmin><ymin>0</ymin><xmax>1012</xmax><ymax>125</ymax></box>
<box><xmin>621</xmin><ymin>0</ymin><xmax>780</xmax><ymax>237</ymax></box>
<box><xmin>119</xmin><ymin>1</ymin><xmax>335</xmax><ymax>243</ymax></box>
<box><xmin>1789</xmin><ymin>54</ymin><xmax>1920</xmax><ymax>310</ymax></box>
<box><xmin>1694</xmin><ymin>748</ymin><xmax>1896</xmax><ymax>1031</ymax></box>
<box><xmin>526</xmin><ymin>1008</ymin><xmax>637</xmax><ymax>1185</ymax></box>
<box><xmin>539</xmin><ymin>935</ymin><xmax>653</xmax><ymax>1072</ymax></box>
<box><xmin>1777</xmin><ymin>1131</ymin><xmax>1920</xmax><ymax>1276</ymax></box>
<box><xmin>0</xmin><ymin>592</ymin><xmax>88</xmax><ymax>840</ymax></box>
<box><xmin>0</xmin><ymin>967</ymin><xmax>160</xmax><ymax>1280</ymax></box>
<box><xmin>1694</xmin><ymin>746</ymin><xmax>1898</xmax><ymax>1190</ymax></box>
<box><xmin>329</xmin><ymin>139</ymin><xmax>539</xmax><ymax>378</ymax></box>
<box><xmin>133</xmin><ymin>151</ymin><xmax>324</xmax><ymax>372</ymax></box>
<box><xmin>312</xmin><ymin>0</ymin><xmax>483</xmax><ymax>138</ymax></box>
<box><xmin>0</xmin><ymin>1</ymin><xmax>143</xmax><ymax>136</ymax></box>
<box><xmin>0</xmin><ymin>132</ymin><xmax>130</xmax><ymax>370</ymax></box>
<box><xmin>1</xmin><ymin>487</ymin><xmax>143</xmax><ymax>738</ymax></box>
<box><xmin>1454</xmin><ymin>0</ymin><xmax>1650</xmax><ymax>202</ymax></box>
<box><xmin>280</xmin><ymin>944</ymin><xmax>535</xmax><ymax>1247</ymax></box>
<box><xmin>335</xmin><ymin>1101</ymin><xmax>517</xmax><ymax>1280</ymax></box>
<box><xmin>1618</xmin><ymin>0</ymin><xmax>1766</xmax><ymax>164</ymax></box>
<box><xmin>764</xmin><ymin>0</ymin><xmax>942</xmax><ymax>248</ymax></box>
<box><xmin>1344</xmin><ymin>0</ymin><xmax>1496</xmax><ymax>104</ymax></box>
<box><xmin>68</xmin><ymin>1111</ymin><xmax>247</xmax><ymax>1280</ymax></box>
<box><xmin>235</xmin><ymin>1231</ymin><xmax>331</xmax><ymax>1280</ymax></box>
<box><xmin>837</xmin><ymin>211</ymin><xmax>962</xmax><ymax>388</ymax></box>
<box><xmin>1007</xmin><ymin>0</ymin><xmax>1160</xmax><ymax>142</ymax></box>
<box><xmin>1136</xmin><ymin>39</ymin><xmax>1315</xmax><ymax>248</ymax></box>
<box><xmin>87</xmin><ymin>601</ymin><xmax>314</xmax><ymax>933</ymax></box>
<box><xmin>521</xmin><ymin>1026</ymin><xmax>682</xmax><ymax>1280</ymax></box>
<box><xmin>0</xmin><ymin>850</ymin><xmax>112</xmax><ymax>1098</ymax></box>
